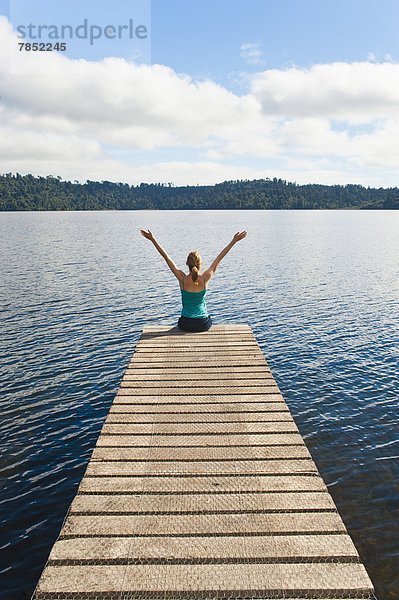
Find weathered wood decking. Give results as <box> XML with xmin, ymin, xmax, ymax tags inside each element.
<box><xmin>34</xmin><ymin>324</ymin><xmax>374</xmax><ymax>599</ymax></box>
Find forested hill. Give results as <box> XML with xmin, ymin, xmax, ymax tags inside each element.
<box><xmin>0</xmin><ymin>173</ymin><xmax>398</xmax><ymax>210</ymax></box>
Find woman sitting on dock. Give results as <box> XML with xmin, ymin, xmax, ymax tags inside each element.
<box><xmin>140</xmin><ymin>230</ymin><xmax>247</xmax><ymax>332</ymax></box>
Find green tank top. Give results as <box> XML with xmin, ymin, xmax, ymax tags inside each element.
<box><xmin>180</xmin><ymin>275</ymin><xmax>208</xmax><ymax>319</ymax></box>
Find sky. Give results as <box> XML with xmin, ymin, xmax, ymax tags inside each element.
<box><xmin>1</xmin><ymin>0</ymin><xmax>399</xmax><ymax>187</ymax></box>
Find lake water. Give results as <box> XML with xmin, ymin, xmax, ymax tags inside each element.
<box><xmin>0</xmin><ymin>210</ymin><xmax>398</xmax><ymax>600</ymax></box>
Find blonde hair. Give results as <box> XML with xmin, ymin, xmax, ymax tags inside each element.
<box><xmin>186</xmin><ymin>251</ymin><xmax>202</xmax><ymax>283</ymax></box>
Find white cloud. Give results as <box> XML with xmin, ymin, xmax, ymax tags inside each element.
<box><xmin>1</xmin><ymin>21</ymin><xmax>257</xmax><ymax>150</ymax></box>
<box><xmin>240</xmin><ymin>42</ymin><xmax>264</xmax><ymax>66</ymax></box>
<box><xmin>251</xmin><ymin>61</ymin><xmax>399</xmax><ymax>122</ymax></box>
<box><xmin>1</xmin><ymin>17</ymin><xmax>399</xmax><ymax>187</ymax></box>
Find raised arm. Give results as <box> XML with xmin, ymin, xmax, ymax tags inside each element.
<box><xmin>140</xmin><ymin>230</ymin><xmax>184</xmax><ymax>280</ymax></box>
<box><xmin>203</xmin><ymin>231</ymin><xmax>247</xmax><ymax>281</ymax></box>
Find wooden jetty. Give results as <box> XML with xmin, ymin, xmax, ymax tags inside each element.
<box><xmin>34</xmin><ymin>324</ymin><xmax>374</xmax><ymax>599</ymax></box>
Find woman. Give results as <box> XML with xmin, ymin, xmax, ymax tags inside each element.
<box><xmin>140</xmin><ymin>230</ymin><xmax>247</xmax><ymax>332</ymax></box>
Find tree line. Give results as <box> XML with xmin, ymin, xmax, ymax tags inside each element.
<box><xmin>0</xmin><ymin>173</ymin><xmax>398</xmax><ymax>210</ymax></box>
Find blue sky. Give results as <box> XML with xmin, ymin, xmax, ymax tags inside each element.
<box><xmin>1</xmin><ymin>0</ymin><xmax>399</xmax><ymax>187</ymax></box>
<box><xmin>4</xmin><ymin>0</ymin><xmax>399</xmax><ymax>77</ymax></box>
<box><xmin>152</xmin><ymin>0</ymin><xmax>399</xmax><ymax>85</ymax></box>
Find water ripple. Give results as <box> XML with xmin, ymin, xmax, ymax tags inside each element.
<box><xmin>0</xmin><ymin>210</ymin><xmax>398</xmax><ymax>600</ymax></box>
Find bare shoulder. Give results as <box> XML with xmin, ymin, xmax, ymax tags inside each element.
<box><xmin>178</xmin><ymin>271</ymin><xmax>186</xmax><ymax>288</ymax></box>
<box><xmin>203</xmin><ymin>268</ymin><xmax>213</xmax><ymax>282</ymax></box>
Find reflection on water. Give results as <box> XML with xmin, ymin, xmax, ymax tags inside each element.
<box><xmin>0</xmin><ymin>210</ymin><xmax>398</xmax><ymax>599</ymax></box>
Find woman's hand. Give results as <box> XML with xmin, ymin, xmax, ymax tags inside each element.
<box><xmin>232</xmin><ymin>231</ymin><xmax>247</xmax><ymax>244</ymax></box>
<box><xmin>140</xmin><ymin>229</ymin><xmax>155</xmax><ymax>241</ymax></box>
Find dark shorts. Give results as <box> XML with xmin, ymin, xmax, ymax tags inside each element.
<box><xmin>177</xmin><ymin>315</ymin><xmax>212</xmax><ymax>332</ymax></box>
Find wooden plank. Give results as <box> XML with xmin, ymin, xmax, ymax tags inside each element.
<box><xmin>134</xmin><ymin>349</ymin><xmax>264</xmax><ymax>356</ymax></box>
<box><xmin>85</xmin><ymin>459</ymin><xmax>317</xmax><ymax>475</ymax></box>
<box><xmin>142</xmin><ymin>327</ymin><xmax>252</xmax><ymax>332</ymax></box>
<box><xmin>138</xmin><ymin>340</ymin><xmax>262</xmax><ymax>346</ymax></box>
<box><xmin>91</xmin><ymin>445</ymin><xmax>311</xmax><ymax>462</ymax></box>
<box><xmin>140</xmin><ymin>337</ymin><xmax>257</xmax><ymax>343</ymax></box>
<box><xmin>137</xmin><ymin>339</ymin><xmax>259</xmax><ymax>346</ymax></box>
<box><xmin>96</xmin><ymin>433</ymin><xmax>304</xmax><ymax>447</ymax></box>
<box><xmin>137</xmin><ymin>341</ymin><xmax>260</xmax><ymax>346</ymax></box>
<box><xmin>139</xmin><ymin>330</ymin><xmax>256</xmax><ymax>336</ymax></box>
<box><xmin>35</xmin><ymin>565</ymin><xmax>127</xmax><ymax>595</ymax></box>
<box><xmin>129</xmin><ymin>359</ymin><xmax>268</xmax><ymax>366</ymax></box>
<box><xmin>120</xmin><ymin>378</ymin><xmax>275</xmax><ymax>388</ymax></box>
<box><xmin>143</xmin><ymin>324</ymin><xmax>252</xmax><ymax>331</ymax></box>
<box><xmin>140</xmin><ymin>333</ymin><xmax>255</xmax><ymax>338</ymax></box>
<box><xmin>109</xmin><ymin>402</ymin><xmax>289</xmax><ymax>413</ymax></box>
<box><xmin>34</xmin><ymin>324</ymin><xmax>374</xmax><ymax>600</ymax></box>
<box><xmin>125</xmin><ymin>563</ymin><xmax>371</xmax><ymax>594</ymax></box>
<box><xmin>61</xmin><ymin>512</ymin><xmax>346</xmax><ymax>537</ymax></box>
<box><xmin>78</xmin><ymin>474</ymin><xmax>328</xmax><ymax>494</ymax></box>
<box><xmin>114</xmin><ymin>388</ymin><xmax>284</xmax><ymax>404</ymax></box>
<box><xmin>105</xmin><ymin>411</ymin><xmax>293</xmax><ymax>422</ymax></box>
<box><xmin>69</xmin><ymin>491</ymin><xmax>334</xmax><ymax>514</ymax></box>
<box><xmin>124</xmin><ymin>366</ymin><xmax>273</xmax><ymax>375</ymax></box>
<box><xmin>101</xmin><ymin>421</ymin><xmax>298</xmax><ymax>435</ymax></box>
<box><xmin>48</xmin><ymin>533</ymin><xmax>359</xmax><ymax>561</ymax></box>
<box><xmin>122</xmin><ymin>372</ymin><xmax>274</xmax><ymax>380</ymax></box>
<box><xmin>136</xmin><ymin>343</ymin><xmax>260</xmax><ymax>350</ymax></box>
<box><xmin>138</xmin><ymin>344</ymin><xmax>264</xmax><ymax>350</ymax></box>
<box><xmin>35</xmin><ymin>562</ymin><xmax>372</xmax><ymax>596</ymax></box>
<box><xmin>117</xmin><ymin>386</ymin><xmax>280</xmax><ymax>396</ymax></box>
